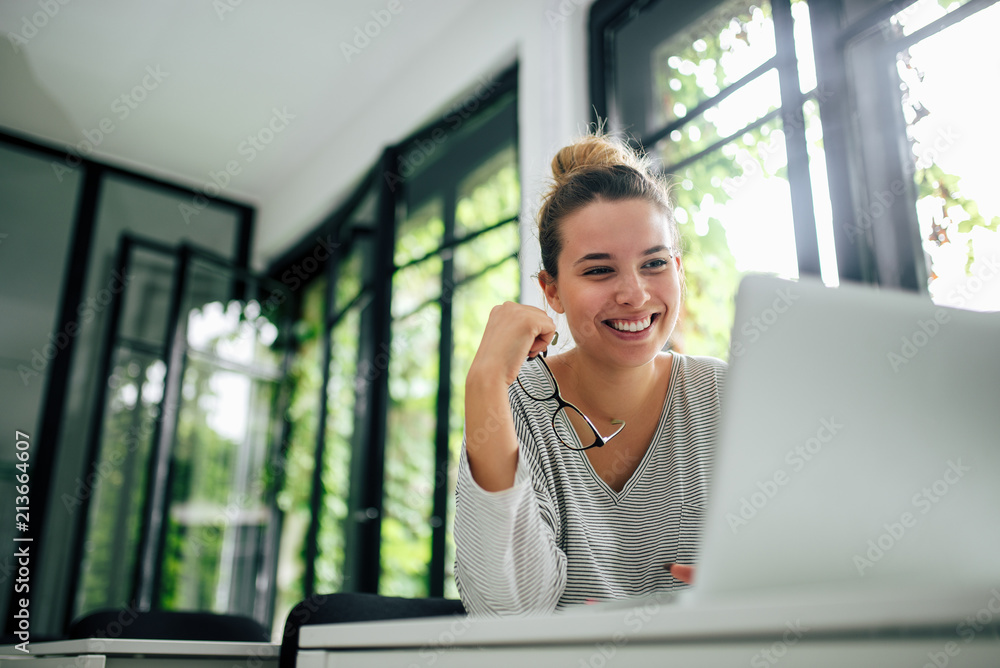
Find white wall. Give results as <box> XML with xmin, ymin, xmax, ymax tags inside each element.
<box><xmin>255</xmin><ymin>0</ymin><xmax>594</xmax><ymax>309</ymax></box>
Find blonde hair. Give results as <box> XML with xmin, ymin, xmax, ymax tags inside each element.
<box><xmin>537</xmin><ymin>133</ymin><xmax>677</xmax><ymax>279</ymax></box>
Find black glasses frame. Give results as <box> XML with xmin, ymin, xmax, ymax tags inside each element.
<box><xmin>517</xmin><ymin>350</ymin><xmax>625</xmax><ymax>451</ymax></box>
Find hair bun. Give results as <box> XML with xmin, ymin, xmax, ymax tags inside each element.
<box><xmin>550</xmin><ymin>134</ymin><xmax>647</xmax><ymax>185</ymax></box>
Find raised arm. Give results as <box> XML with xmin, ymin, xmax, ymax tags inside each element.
<box><xmin>454</xmin><ymin>301</ymin><xmax>567</xmax><ymax>615</ymax></box>
<box><xmin>463</xmin><ymin>301</ymin><xmax>555</xmax><ymax>491</ymax></box>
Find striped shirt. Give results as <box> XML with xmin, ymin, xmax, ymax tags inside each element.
<box><xmin>454</xmin><ymin>353</ymin><xmax>727</xmax><ymax>616</ymax></box>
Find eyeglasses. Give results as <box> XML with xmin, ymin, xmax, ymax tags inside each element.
<box><xmin>517</xmin><ymin>348</ymin><xmax>625</xmax><ymax>451</ymax></box>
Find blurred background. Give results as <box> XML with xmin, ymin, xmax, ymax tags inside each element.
<box><xmin>1</xmin><ymin>0</ymin><xmax>997</xmax><ymax>641</ymax></box>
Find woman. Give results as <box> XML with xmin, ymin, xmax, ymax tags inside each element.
<box><xmin>454</xmin><ymin>133</ymin><xmax>727</xmax><ymax>616</ymax></box>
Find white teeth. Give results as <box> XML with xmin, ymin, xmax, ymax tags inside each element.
<box><xmin>609</xmin><ymin>316</ymin><xmax>652</xmax><ymax>332</ymax></box>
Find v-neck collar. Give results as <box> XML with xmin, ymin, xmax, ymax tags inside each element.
<box><xmin>568</xmin><ymin>354</ymin><xmax>683</xmax><ymax>503</ymax></box>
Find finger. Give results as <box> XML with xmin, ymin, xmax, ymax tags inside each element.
<box><xmin>526</xmin><ymin>324</ymin><xmax>558</xmax><ymax>359</ymax></box>
<box><xmin>527</xmin><ymin>336</ymin><xmax>552</xmax><ymax>358</ymax></box>
<box><xmin>664</xmin><ymin>563</ymin><xmax>695</xmax><ymax>584</ymax></box>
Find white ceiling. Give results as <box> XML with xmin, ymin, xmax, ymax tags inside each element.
<box><xmin>0</xmin><ymin>0</ymin><xmax>490</xmax><ymax>267</ymax></box>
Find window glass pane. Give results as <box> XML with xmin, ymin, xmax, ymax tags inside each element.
<box><xmin>891</xmin><ymin>0</ymin><xmax>976</xmax><ymax>36</ymax></box>
<box><xmin>273</xmin><ymin>277</ymin><xmax>325</xmax><ymax>625</ymax></box>
<box><xmin>656</xmin><ymin>68</ymin><xmax>781</xmax><ymax>168</ymax></box>
<box><xmin>0</xmin><ymin>144</ymin><xmax>80</xmax><ymax>620</ymax></box>
<box><xmin>898</xmin><ymin>4</ymin><xmax>1000</xmax><ymax>310</ymax></box>
<box><xmin>392</xmin><ymin>257</ymin><xmax>444</xmax><ymax>319</ymax></box>
<box><xmin>118</xmin><ymin>247</ymin><xmax>174</xmax><ymax>349</ymax></box>
<box><xmin>395</xmin><ymin>200</ymin><xmax>444</xmax><ymax>267</ymax></box>
<box><xmin>317</xmin><ymin>302</ymin><xmax>360</xmax><ymax>591</ymax></box>
<box><xmin>76</xmin><ymin>351</ymin><xmax>162</xmax><ymax>614</ymax></box>
<box><xmin>154</xmin><ymin>257</ymin><xmax>284</xmax><ymax>613</ymax></box>
<box><xmin>64</xmin><ymin>175</ymin><xmax>243</xmax><ymax>615</ymax></box>
<box><xmin>446</xmin><ymin>257</ymin><xmax>519</xmax><ymax>598</ymax></box>
<box><xmin>640</xmin><ymin>0</ymin><xmax>776</xmax><ymax>131</ymax></box>
<box><xmin>381</xmin><ymin>304</ymin><xmax>440</xmax><ymax>597</ymax></box>
<box><xmin>334</xmin><ymin>245</ymin><xmax>364</xmax><ymax>314</ymax></box>
<box><xmin>455</xmin><ymin>145</ymin><xmax>520</xmax><ymax>236</ymax></box>
<box><xmin>802</xmin><ymin>97</ymin><xmax>839</xmax><ymax>286</ymax></box>
<box><xmin>791</xmin><ymin>0</ymin><xmax>817</xmax><ymax>93</ymax></box>
<box><xmin>454</xmin><ymin>223</ymin><xmax>519</xmax><ymax>281</ymax></box>
<box><xmin>668</xmin><ymin>114</ymin><xmax>798</xmax><ymax>357</ymax></box>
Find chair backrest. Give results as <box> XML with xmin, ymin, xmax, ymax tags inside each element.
<box><xmin>279</xmin><ymin>593</ymin><xmax>466</xmax><ymax>668</ymax></box>
<box><xmin>68</xmin><ymin>608</ymin><xmax>271</xmax><ymax>642</ymax></box>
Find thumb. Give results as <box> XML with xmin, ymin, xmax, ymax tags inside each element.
<box><xmin>665</xmin><ymin>563</ymin><xmax>695</xmax><ymax>584</ymax></box>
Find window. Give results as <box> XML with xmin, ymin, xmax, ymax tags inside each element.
<box><xmin>590</xmin><ymin>0</ymin><xmax>999</xmax><ymax>360</ymax></box>
<box><xmin>849</xmin><ymin>0</ymin><xmax>1000</xmax><ymax>310</ymax></box>
<box><xmin>270</xmin><ymin>67</ymin><xmax>519</xmax><ymax>628</ymax></box>
<box><xmin>0</xmin><ymin>130</ymin><xmax>253</xmax><ymax>635</ymax></box>
<box><xmin>592</xmin><ymin>0</ymin><xmax>830</xmax><ymax>358</ymax></box>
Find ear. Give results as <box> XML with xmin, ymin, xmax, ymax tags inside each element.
<box><xmin>537</xmin><ymin>271</ymin><xmax>564</xmax><ymax>314</ymax></box>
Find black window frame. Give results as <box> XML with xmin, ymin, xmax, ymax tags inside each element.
<box><xmin>267</xmin><ymin>65</ymin><xmax>520</xmax><ymax>600</ymax></box>
<box><xmin>588</xmin><ymin>0</ymin><xmax>991</xmax><ymax>293</ymax></box>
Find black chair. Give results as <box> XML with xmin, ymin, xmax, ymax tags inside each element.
<box><xmin>68</xmin><ymin>608</ymin><xmax>271</xmax><ymax>642</ymax></box>
<box><xmin>279</xmin><ymin>593</ymin><xmax>466</xmax><ymax>668</ymax></box>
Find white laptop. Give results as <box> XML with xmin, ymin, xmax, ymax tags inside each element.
<box><xmin>687</xmin><ymin>274</ymin><xmax>1000</xmax><ymax>603</ymax></box>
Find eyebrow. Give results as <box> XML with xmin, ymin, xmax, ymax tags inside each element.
<box><xmin>572</xmin><ymin>245</ymin><xmax>671</xmax><ymax>266</ymax></box>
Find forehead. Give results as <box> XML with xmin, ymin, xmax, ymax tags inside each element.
<box><xmin>559</xmin><ymin>198</ymin><xmax>672</xmax><ymax>257</ymax></box>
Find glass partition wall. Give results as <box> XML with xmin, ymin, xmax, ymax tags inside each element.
<box><xmin>71</xmin><ymin>237</ymin><xmax>293</xmax><ymax>624</ymax></box>
<box><xmin>0</xmin><ymin>130</ymin><xmax>253</xmax><ymax>636</ymax></box>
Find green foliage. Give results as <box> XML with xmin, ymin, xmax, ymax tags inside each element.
<box><xmin>647</xmin><ymin>4</ymin><xmax>788</xmax><ymax>358</ymax></box>
<box><xmin>273</xmin><ymin>278</ymin><xmax>326</xmax><ymax>621</ymax></box>
<box><xmin>379</xmin><ymin>146</ymin><xmax>520</xmax><ymax>598</ymax></box>
<box><xmin>157</xmin><ymin>302</ymin><xmax>281</xmax><ymax>613</ymax></box>
<box><xmin>75</xmin><ymin>356</ymin><xmax>158</xmax><ymax>615</ymax></box>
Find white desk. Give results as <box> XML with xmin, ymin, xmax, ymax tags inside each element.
<box><xmin>298</xmin><ymin>587</ymin><xmax>1000</xmax><ymax>667</ymax></box>
<box><xmin>0</xmin><ymin>638</ymin><xmax>278</xmax><ymax>668</ymax></box>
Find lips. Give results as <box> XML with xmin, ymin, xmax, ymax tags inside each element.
<box><xmin>605</xmin><ymin>314</ymin><xmax>657</xmax><ymax>333</ymax></box>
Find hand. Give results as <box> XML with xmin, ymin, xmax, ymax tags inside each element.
<box><xmin>468</xmin><ymin>301</ymin><xmax>557</xmax><ymax>389</ymax></box>
<box><xmin>664</xmin><ymin>563</ymin><xmax>695</xmax><ymax>584</ymax></box>
<box><xmin>464</xmin><ymin>302</ymin><xmax>556</xmax><ymax>492</ymax></box>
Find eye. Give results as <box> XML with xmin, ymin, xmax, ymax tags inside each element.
<box><xmin>582</xmin><ymin>266</ymin><xmax>613</xmax><ymax>276</ymax></box>
<box><xmin>643</xmin><ymin>258</ymin><xmax>670</xmax><ymax>270</ymax></box>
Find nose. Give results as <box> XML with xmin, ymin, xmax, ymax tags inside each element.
<box><xmin>616</xmin><ymin>269</ymin><xmax>649</xmax><ymax>306</ymax></box>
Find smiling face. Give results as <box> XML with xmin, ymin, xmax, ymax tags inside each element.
<box><xmin>540</xmin><ymin>197</ymin><xmax>682</xmax><ymax>368</ymax></box>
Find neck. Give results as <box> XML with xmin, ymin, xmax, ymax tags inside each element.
<box><xmin>553</xmin><ymin>349</ymin><xmax>667</xmax><ymax>424</ymax></box>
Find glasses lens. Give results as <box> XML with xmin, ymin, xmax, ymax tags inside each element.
<box><xmin>518</xmin><ymin>359</ymin><xmax>558</xmax><ymax>401</ymax></box>
<box><xmin>556</xmin><ymin>405</ymin><xmax>603</xmax><ymax>450</ymax></box>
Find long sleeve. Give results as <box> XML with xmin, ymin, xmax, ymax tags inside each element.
<box><xmin>453</xmin><ymin>395</ymin><xmax>568</xmax><ymax>616</ymax></box>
